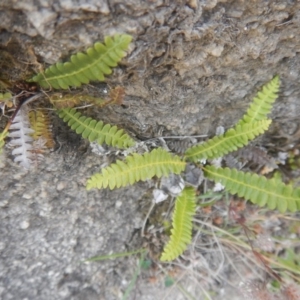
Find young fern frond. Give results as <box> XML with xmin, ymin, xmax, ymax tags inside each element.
<box><xmin>203</xmin><ymin>166</ymin><xmax>300</xmax><ymax>213</ymax></box>
<box><xmin>86</xmin><ymin>148</ymin><xmax>186</xmax><ymax>190</ymax></box>
<box><xmin>185</xmin><ymin>119</ymin><xmax>271</xmax><ymax>162</ymax></box>
<box><xmin>29</xmin><ymin>110</ymin><xmax>54</xmax><ymax>148</ymax></box>
<box><xmin>160</xmin><ymin>187</ymin><xmax>196</xmax><ymax>262</ymax></box>
<box><xmin>30</xmin><ymin>34</ymin><xmax>132</xmax><ymax>89</ymax></box>
<box><xmin>49</xmin><ymin>93</ymin><xmax>83</xmax><ymax>108</ymax></box>
<box><xmin>58</xmin><ymin>108</ymin><xmax>135</xmax><ymax>149</ymax></box>
<box><xmin>49</xmin><ymin>86</ymin><xmax>124</xmax><ymax>109</ymax></box>
<box><xmin>236</xmin><ymin>76</ymin><xmax>280</xmax><ymax>126</ymax></box>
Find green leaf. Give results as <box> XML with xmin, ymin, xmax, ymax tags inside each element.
<box><xmin>185</xmin><ymin>119</ymin><xmax>271</xmax><ymax>162</ymax></box>
<box><xmin>30</xmin><ymin>34</ymin><xmax>132</xmax><ymax>89</ymax></box>
<box><xmin>203</xmin><ymin>166</ymin><xmax>300</xmax><ymax>213</ymax></box>
<box><xmin>86</xmin><ymin>148</ymin><xmax>186</xmax><ymax>190</ymax></box>
<box><xmin>160</xmin><ymin>187</ymin><xmax>196</xmax><ymax>261</ymax></box>
<box><xmin>58</xmin><ymin>108</ymin><xmax>135</xmax><ymax>148</ymax></box>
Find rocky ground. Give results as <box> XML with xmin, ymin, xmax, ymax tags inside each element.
<box><xmin>0</xmin><ymin>1</ymin><xmax>300</xmax><ymax>299</ymax></box>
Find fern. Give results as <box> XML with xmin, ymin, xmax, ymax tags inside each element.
<box><xmin>29</xmin><ymin>110</ymin><xmax>54</xmax><ymax>148</ymax></box>
<box><xmin>86</xmin><ymin>148</ymin><xmax>186</xmax><ymax>190</ymax></box>
<box><xmin>160</xmin><ymin>187</ymin><xmax>196</xmax><ymax>261</ymax></box>
<box><xmin>8</xmin><ymin>106</ymin><xmax>35</xmax><ymax>168</ymax></box>
<box><xmin>185</xmin><ymin>119</ymin><xmax>271</xmax><ymax>162</ymax></box>
<box><xmin>236</xmin><ymin>76</ymin><xmax>280</xmax><ymax>126</ymax></box>
<box><xmin>203</xmin><ymin>166</ymin><xmax>300</xmax><ymax>213</ymax></box>
<box><xmin>58</xmin><ymin>108</ymin><xmax>135</xmax><ymax>148</ymax></box>
<box><xmin>30</xmin><ymin>34</ymin><xmax>132</xmax><ymax>89</ymax></box>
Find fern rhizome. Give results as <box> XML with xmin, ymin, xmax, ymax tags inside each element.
<box><xmin>0</xmin><ymin>34</ymin><xmax>299</xmax><ymax>263</ymax></box>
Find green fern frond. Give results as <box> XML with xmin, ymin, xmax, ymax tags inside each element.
<box><xmin>203</xmin><ymin>166</ymin><xmax>300</xmax><ymax>213</ymax></box>
<box><xmin>86</xmin><ymin>148</ymin><xmax>186</xmax><ymax>190</ymax></box>
<box><xmin>185</xmin><ymin>119</ymin><xmax>271</xmax><ymax>162</ymax></box>
<box><xmin>160</xmin><ymin>187</ymin><xmax>196</xmax><ymax>262</ymax></box>
<box><xmin>30</xmin><ymin>34</ymin><xmax>132</xmax><ymax>89</ymax></box>
<box><xmin>58</xmin><ymin>108</ymin><xmax>135</xmax><ymax>148</ymax></box>
<box><xmin>236</xmin><ymin>76</ymin><xmax>280</xmax><ymax>126</ymax></box>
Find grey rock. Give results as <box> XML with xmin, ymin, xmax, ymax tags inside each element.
<box><xmin>1</xmin><ymin>0</ymin><xmax>300</xmax><ymax>299</ymax></box>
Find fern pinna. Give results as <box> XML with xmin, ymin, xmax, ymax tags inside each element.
<box><xmin>161</xmin><ymin>187</ymin><xmax>196</xmax><ymax>261</ymax></box>
<box><xmin>30</xmin><ymin>34</ymin><xmax>132</xmax><ymax>89</ymax></box>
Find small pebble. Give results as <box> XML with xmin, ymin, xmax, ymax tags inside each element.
<box><xmin>56</xmin><ymin>181</ymin><xmax>67</xmax><ymax>191</ymax></box>
<box><xmin>22</xmin><ymin>193</ymin><xmax>32</xmax><ymax>199</ymax></box>
<box><xmin>115</xmin><ymin>200</ymin><xmax>122</xmax><ymax>208</ymax></box>
<box><xmin>0</xmin><ymin>242</ymin><xmax>5</xmax><ymax>251</ymax></box>
<box><xmin>40</xmin><ymin>190</ymin><xmax>48</xmax><ymax>198</ymax></box>
<box><xmin>20</xmin><ymin>220</ymin><xmax>30</xmax><ymax>229</ymax></box>
<box><xmin>0</xmin><ymin>199</ymin><xmax>9</xmax><ymax>207</ymax></box>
